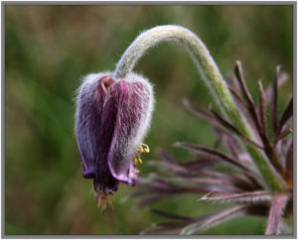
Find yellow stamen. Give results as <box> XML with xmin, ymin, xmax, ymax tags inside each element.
<box><xmin>137</xmin><ymin>144</ymin><xmax>150</xmax><ymax>153</ymax></box>
<box><xmin>143</xmin><ymin>145</ymin><xmax>150</xmax><ymax>153</ymax></box>
<box><xmin>134</xmin><ymin>144</ymin><xmax>149</xmax><ymax>171</ymax></box>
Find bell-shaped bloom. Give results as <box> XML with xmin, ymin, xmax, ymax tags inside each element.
<box><xmin>75</xmin><ymin>72</ymin><xmax>154</xmax><ymax>206</ymax></box>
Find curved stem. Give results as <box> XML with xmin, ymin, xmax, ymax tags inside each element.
<box><xmin>115</xmin><ymin>25</ymin><xmax>285</xmax><ymax>192</ymax></box>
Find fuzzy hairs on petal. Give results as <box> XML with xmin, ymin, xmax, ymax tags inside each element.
<box><xmin>107</xmin><ymin>73</ymin><xmax>155</xmax><ymax>185</ymax></box>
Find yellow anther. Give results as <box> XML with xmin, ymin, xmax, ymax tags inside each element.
<box><xmin>97</xmin><ymin>203</ymin><xmax>101</xmax><ymax>209</ymax></box>
<box><xmin>137</xmin><ymin>143</ymin><xmax>150</xmax><ymax>153</ymax></box>
<box><xmin>142</xmin><ymin>144</ymin><xmax>150</xmax><ymax>153</ymax></box>
<box><xmin>134</xmin><ymin>144</ymin><xmax>149</xmax><ymax>169</ymax></box>
<box><xmin>136</xmin><ymin>169</ymin><xmax>140</xmax><ymax>174</ymax></box>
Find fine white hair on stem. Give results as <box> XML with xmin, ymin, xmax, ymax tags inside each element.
<box><xmin>114</xmin><ymin>25</ymin><xmax>286</xmax><ymax>192</ymax></box>
<box><xmin>115</xmin><ymin>25</ymin><xmax>229</xmax><ymax>119</ymax></box>
<box><xmin>116</xmin><ymin>25</ymin><xmax>217</xmax><ymax>79</ymax></box>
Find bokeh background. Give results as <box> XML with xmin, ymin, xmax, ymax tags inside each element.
<box><xmin>5</xmin><ymin>5</ymin><xmax>293</xmax><ymax>235</ymax></box>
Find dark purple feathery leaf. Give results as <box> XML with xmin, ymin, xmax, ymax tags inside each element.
<box><xmin>155</xmin><ymin>149</ymin><xmax>221</xmax><ymax>173</ymax></box>
<box><xmin>126</xmin><ymin>186</ymin><xmax>179</xmax><ymax>203</ymax></box>
<box><xmin>174</xmin><ymin>143</ymin><xmax>260</xmax><ymax>185</ymax></box>
<box><xmin>150</xmin><ymin>209</ymin><xmax>194</xmax><ymax>221</ymax></box>
<box><xmin>141</xmin><ymin>222</ymin><xmax>189</xmax><ymax>234</ymax></box>
<box><xmin>138</xmin><ymin>194</ymin><xmax>169</xmax><ymax>206</ymax></box>
<box><xmin>212</xmin><ymin>127</ymin><xmax>242</xmax><ymax>160</ymax></box>
<box><xmin>226</xmin><ymin>73</ymin><xmax>240</xmax><ymax>90</ymax></box>
<box><xmin>139</xmin><ymin>177</ymin><xmax>218</xmax><ymax>195</ymax></box>
<box><xmin>272</xmin><ymin>67</ymin><xmax>280</xmax><ymax>134</ymax></box>
<box><xmin>256</xmin><ymin>130</ymin><xmax>285</xmax><ymax>175</ymax></box>
<box><xmin>138</xmin><ymin>178</ymin><xmax>177</xmax><ymax>190</ymax></box>
<box><xmin>182</xmin><ymin>98</ymin><xmax>218</xmax><ymax>125</ymax></box>
<box><xmin>274</xmin><ymin>129</ymin><xmax>292</xmax><ymax>145</ymax></box>
<box><xmin>174</xmin><ymin>142</ymin><xmax>252</xmax><ymax>173</ymax></box>
<box><xmin>263</xmin><ymin>143</ymin><xmax>285</xmax><ymax>177</ymax></box>
<box><xmin>201</xmin><ymin>191</ymin><xmax>273</xmax><ymax>204</ymax></box>
<box><xmin>176</xmin><ymin>177</ymin><xmax>238</xmax><ymax>187</ymax></box>
<box><xmin>200</xmin><ymin>170</ymin><xmax>259</xmax><ymax>191</ymax></box>
<box><xmin>224</xmin><ymin>135</ymin><xmax>240</xmax><ymax>159</ymax></box>
<box><xmin>264</xmin><ymin>72</ymin><xmax>289</xmax><ymax>104</ymax></box>
<box><xmin>180</xmin><ymin>156</ymin><xmax>220</xmax><ymax>170</ymax></box>
<box><xmin>180</xmin><ymin>205</ymin><xmax>248</xmax><ymax>235</ymax></box>
<box><xmin>146</xmin><ymin>157</ymin><xmax>220</xmax><ymax>177</ymax></box>
<box><xmin>278</xmin><ymin>97</ymin><xmax>293</xmax><ymax>134</ymax></box>
<box><xmin>229</xmin><ymin>85</ymin><xmax>248</xmax><ymax>109</ymax></box>
<box><xmin>169</xmin><ymin>183</ymin><xmax>227</xmax><ymax>194</ymax></box>
<box><xmin>137</xmin><ymin>185</ymin><xmax>215</xmax><ymax>206</ymax></box>
<box><xmin>146</xmin><ymin>160</ymin><xmax>189</xmax><ymax>175</ymax></box>
<box><xmin>213</xmin><ymin>137</ymin><xmax>222</xmax><ymax>150</ymax></box>
<box><xmin>286</xmin><ymin>142</ymin><xmax>293</xmax><ymax>173</ymax></box>
<box><xmin>280</xmin><ymin>121</ymin><xmax>291</xmax><ymax>156</ymax></box>
<box><xmin>233</xmin><ymin>68</ymin><xmax>284</xmax><ymax>175</ymax></box>
<box><xmin>255</xmin><ymin>123</ymin><xmax>285</xmax><ymax>177</ymax></box>
<box><xmin>235</xmin><ymin>62</ymin><xmax>276</xmax><ymax>161</ymax></box>
<box><xmin>130</xmin><ymin>184</ymin><xmax>190</xmax><ymax>199</ymax></box>
<box><xmin>183</xmin><ymin>98</ymin><xmax>257</xmax><ymax>149</ymax></box>
<box><xmin>130</xmin><ymin>186</ymin><xmax>200</xmax><ymax>206</ymax></box>
<box><xmin>234</xmin><ymin>61</ymin><xmax>255</xmax><ymax>105</ymax></box>
<box><xmin>126</xmin><ymin>188</ymin><xmax>155</xmax><ymax>198</ymax></box>
<box><xmin>265</xmin><ymin>194</ymin><xmax>288</xmax><ymax>235</ymax></box>
<box><xmin>156</xmin><ymin>176</ymin><xmax>247</xmax><ymax>193</ymax></box>
<box><xmin>258</xmin><ymin>81</ymin><xmax>267</xmax><ymax>135</ymax></box>
<box><xmin>285</xmin><ymin>142</ymin><xmax>293</xmax><ymax>186</ymax></box>
<box><xmin>142</xmin><ymin>210</ymin><xmax>229</xmax><ymax>234</ymax></box>
<box><xmin>156</xmin><ymin>148</ymin><xmax>176</xmax><ymax>163</ymax></box>
<box><xmin>137</xmin><ymin>175</ymin><xmax>240</xmax><ymax>202</ymax></box>
<box><xmin>141</xmin><ymin>221</ymin><xmax>189</xmax><ymax>234</ymax></box>
<box><xmin>211</xmin><ymin>109</ymin><xmax>263</xmax><ymax>149</ymax></box>
<box><xmin>141</xmin><ymin>213</ymin><xmax>216</xmax><ymax>234</ymax></box>
<box><xmin>235</xmin><ymin>62</ymin><xmax>265</xmax><ymax>138</ymax></box>
<box><xmin>175</xmin><ymin>142</ymin><xmax>264</xmax><ymax>189</ymax></box>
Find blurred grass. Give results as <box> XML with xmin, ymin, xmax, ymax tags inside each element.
<box><xmin>5</xmin><ymin>5</ymin><xmax>293</xmax><ymax>235</ymax></box>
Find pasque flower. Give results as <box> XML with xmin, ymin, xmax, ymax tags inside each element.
<box><xmin>75</xmin><ymin>72</ymin><xmax>154</xmax><ymax>208</ymax></box>
<box><xmin>73</xmin><ymin>25</ymin><xmax>292</xmax><ymax>234</ymax></box>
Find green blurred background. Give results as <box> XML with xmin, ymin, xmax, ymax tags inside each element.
<box><xmin>5</xmin><ymin>5</ymin><xmax>293</xmax><ymax>235</ymax></box>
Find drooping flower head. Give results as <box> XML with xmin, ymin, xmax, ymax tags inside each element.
<box><xmin>75</xmin><ymin>72</ymin><xmax>154</xmax><ymax>208</ymax></box>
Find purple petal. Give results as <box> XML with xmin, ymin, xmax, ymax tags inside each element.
<box><xmin>106</xmin><ymin>75</ymin><xmax>154</xmax><ymax>186</ymax></box>
<box><xmin>76</xmin><ymin>74</ymin><xmax>120</xmax><ymax>195</ymax></box>
<box><xmin>75</xmin><ymin>72</ymin><xmax>154</xmax><ymax>195</ymax></box>
<box><xmin>75</xmin><ymin>73</ymin><xmax>115</xmax><ymax>178</ymax></box>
